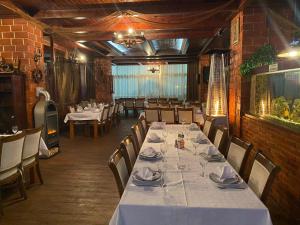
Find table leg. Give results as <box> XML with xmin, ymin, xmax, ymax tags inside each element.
<box><xmin>69</xmin><ymin>121</ymin><xmax>75</xmax><ymax>139</ymax></box>
<box><xmin>93</xmin><ymin>120</ymin><xmax>98</xmax><ymax>138</ymax></box>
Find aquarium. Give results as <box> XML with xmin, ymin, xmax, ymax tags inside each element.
<box><xmin>250</xmin><ymin>68</ymin><xmax>300</xmax><ymax>132</ymax></box>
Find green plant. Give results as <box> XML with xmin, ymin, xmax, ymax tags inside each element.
<box><xmin>271</xmin><ymin>96</ymin><xmax>289</xmax><ymax>117</ymax></box>
<box><xmin>240</xmin><ymin>44</ymin><xmax>276</xmax><ymax>77</ymax></box>
<box><xmin>291</xmin><ymin>99</ymin><xmax>300</xmax><ymax>122</ymax></box>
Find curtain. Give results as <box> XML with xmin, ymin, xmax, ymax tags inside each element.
<box><xmin>112</xmin><ymin>64</ymin><xmax>187</xmax><ymax>99</ymax></box>
<box><xmin>187</xmin><ymin>61</ymin><xmax>199</xmax><ymax>101</ymax></box>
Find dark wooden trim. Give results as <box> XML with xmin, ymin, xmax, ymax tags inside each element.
<box><xmin>108</xmin><ymin>148</ymin><xmax>128</xmax><ymax>197</ymax></box>
<box><xmin>247</xmin><ymin>151</ymin><xmax>280</xmax><ymax>203</ymax></box>
<box><xmin>226</xmin><ymin>136</ymin><xmax>253</xmax><ymax>177</ymax></box>
<box><xmin>120</xmin><ymin>135</ymin><xmax>136</xmax><ymax>174</ymax></box>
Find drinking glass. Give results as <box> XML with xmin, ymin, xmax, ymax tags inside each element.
<box><xmin>192</xmin><ymin>142</ymin><xmax>199</xmax><ymax>156</ymax></box>
<box><xmin>11</xmin><ymin>125</ymin><xmax>18</xmax><ymax>134</ymax></box>
<box><xmin>162</xmin><ymin>130</ymin><xmax>167</xmax><ymax>144</ymax></box>
<box><xmin>160</xmin><ymin>143</ymin><xmax>168</xmax><ymax>162</ymax></box>
<box><xmin>199</xmin><ymin>156</ymin><xmax>208</xmax><ymax>177</ymax></box>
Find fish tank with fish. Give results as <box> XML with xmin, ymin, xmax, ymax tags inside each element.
<box><xmin>249</xmin><ymin>68</ymin><xmax>300</xmax><ymax>132</ymax></box>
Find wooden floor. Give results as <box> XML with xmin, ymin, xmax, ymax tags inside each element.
<box><xmin>1</xmin><ymin>117</ymin><xmax>137</xmax><ymax>225</ymax></box>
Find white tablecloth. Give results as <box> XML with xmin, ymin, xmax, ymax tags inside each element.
<box><xmin>64</xmin><ymin>110</ymin><xmax>103</xmax><ymax>123</ymax></box>
<box><xmin>109</xmin><ymin>125</ymin><xmax>272</xmax><ymax>225</ymax></box>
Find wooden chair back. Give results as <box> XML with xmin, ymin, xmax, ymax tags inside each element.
<box><xmin>213</xmin><ymin>127</ymin><xmax>228</xmax><ymax>155</ymax></box>
<box><xmin>138</xmin><ymin>115</ymin><xmax>148</xmax><ymax>138</ymax></box>
<box><xmin>120</xmin><ymin>135</ymin><xmax>137</xmax><ymax>174</ymax></box>
<box><xmin>101</xmin><ymin>106</ymin><xmax>109</xmax><ymax>121</ymax></box>
<box><xmin>246</xmin><ymin>151</ymin><xmax>279</xmax><ymax>203</ymax></box>
<box><xmin>145</xmin><ymin>108</ymin><xmax>160</xmax><ymax>124</ymax></box>
<box><xmin>160</xmin><ymin>108</ymin><xmax>176</xmax><ymax>124</ymax></box>
<box><xmin>148</xmin><ymin>102</ymin><xmax>158</xmax><ymax>108</ymax></box>
<box><xmin>226</xmin><ymin>137</ymin><xmax>253</xmax><ymax>176</ymax></box>
<box><xmin>108</xmin><ymin>149</ymin><xmax>129</xmax><ymax>197</ymax></box>
<box><xmin>0</xmin><ymin>132</ymin><xmax>25</xmax><ymax>181</ymax></box>
<box><xmin>23</xmin><ymin>127</ymin><xmax>42</xmax><ymax>161</ymax></box>
<box><xmin>124</xmin><ymin>99</ymin><xmax>134</xmax><ymax>108</ymax></box>
<box><xmin>202</xmin><ymin>117</ymin><xmax>216</xmax><ymax>141</ymax></box>
<box><xmin>177</xmin><ymin>107</ymin><xmax>193</xmax><ymax>124</ymax></box>
<box><xmin>131</xmin><ymin>124</ymin><xmax>143</xmax><ymax>151</ymax></box>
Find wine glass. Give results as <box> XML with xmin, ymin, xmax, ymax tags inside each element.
<box><xmin>192</xmin><ymin>142</ymin><xmax>199</xmax><ymax>156</ymax></box>
<box><xmin>162</xmin><ymin>130</ymin><xmax>167</xmax><ymax>144</ymax></box>
<box><xmin>11</xmin><ymin>125</ymin><xmax>18</xmax><ymax>134</ymax></box>
<box><xmin>160</xmin><ymin>143</ymin><xmax>168</xmax><ymax>162</ymax></box>
<box><xmin>199</xmin><ymin>156</ymin><xmax>208</xmax><ymax>177</ymax></box>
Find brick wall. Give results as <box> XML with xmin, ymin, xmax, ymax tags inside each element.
<box><xmin>241</xmin><ymin>115</ymin><xmax>300</xmax><ymax>225</ymax></box>
<box><xmin>0</xmin><ymin>18</ymin><xmax>45</xmax><ymax>127</ymax></box>
<box><xmin>94</xmin><ymin>57</ymin><xmax>112</xmax><ymax>103</ymax></box>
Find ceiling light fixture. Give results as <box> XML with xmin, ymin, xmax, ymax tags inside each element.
<box><xmin>74</xmin><ymin>16</ymin><xmax>87</xmax><ymax>20</ymax></box>
<box><xmin>147</xmin><ymin>65</ymin><xmax>160</xmax><ymax>73</ymax></box>
<box><xmin>74</xmin><ymin>31</ymin><xmax>87</xmax><ymax>34</ymax></box>
<box><xmin>113</xmin><ymin>28</ymin><xmax>145</xmax><ymax>48</ymax></box>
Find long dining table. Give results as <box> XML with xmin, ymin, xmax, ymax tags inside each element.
<box><xmin>109</xmin><ymin>124</ymin><xmax>272</xmax><ymax>225</ymax></box>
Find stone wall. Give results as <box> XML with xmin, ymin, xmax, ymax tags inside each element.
<box><xmin>0</xmin><ymin>18</ymin><xmax>45</xmax><ymax>127</ymax></box>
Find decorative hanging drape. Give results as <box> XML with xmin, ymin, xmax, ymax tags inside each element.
<box><xmin>112</xmin><ymin>64</ymin><xmax>187</xmax><ymax>99</ymax></box>
<box><xmin>187</xmin><ymin>60</ymin><xmax>199</xmax><ymax>101</ymax></box>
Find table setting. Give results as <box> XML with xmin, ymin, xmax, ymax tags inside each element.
<box><xmin>109</xmin><ymin>123</ymin><xmax>273</xmax><ymax>225</ymax></box>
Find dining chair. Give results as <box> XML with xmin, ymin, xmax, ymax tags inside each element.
<box><xmin>0</xmin><ymin>132</ymin><xmax>27</xmax><ymax>214</ymax></box>
<box><xmin>108</xmin><ymin>148</ymin><xmax>129</xmax><ymax>197</ymax></box>
<box><xmin>202</xmin><ymin>117</ymin><xmax>216</xmax><ymax>141</ymax></box>
<box><xmin>108</xmin><ymin>104</ymin><xmax>115</xmax><ymax>129</ymax></box>
<box><xmin>145</xmin><ymin>108</ymin><xmax>160</xmax><ymax>125</ymax></box>
<box><xmin>246</xmin><ymin>151</ymin><xmax>279</xmax><ymax>203</ymax></box>
<box><xmin>138</xmin><ymin>115</ymin><xmax>148</xmax><ymax>139</ymax></box>
<box><xmin>22</xmin><ymin>127</ymin><xmax>44</xmax><ymax>185</ymax></box>
<box><xmin>124</xmin><ymin>99</ymin><xmax>135</xmax><ymax>117</ymax></box>
<box><xmin>131</xmin><ymin>123</ymin><xmax>143</xmax><ymax>152</ymax></box>
<box><xmin>113</xmin><ymin>103</ymin><xmax>119</xmax><ymax>125</ymax></box>
<box><xmin>98</xmin><ymin>106</ymin><xmax>109</xmax><ymax>134</ymax></box>
<box><xmin>213</xmin><ymin>127</ymin><xmax>228</xmax><ymax>155</ymax></box>
<box><xmin>160</xmin><ymin>108</ymin><xmax>176</xmax><ymax>124</ymax></box>
<box><xmin>226</xmin><ymin>137</ymin><xmax>253</xmax><ymax>176</ymax></box>
<box><xmin>177</xmin><ymin>107</ymin><xmax>193</xmax><ymax>124</ymax></box>
<box><xmin>148</xmin><ymin>102</ymin><xmax>158</xmax><ymax>108</ymax></box>
<box><xmin>120</xmin><ymin>135</ymin><xmax>137</xmax><ymax>174</ymax></box>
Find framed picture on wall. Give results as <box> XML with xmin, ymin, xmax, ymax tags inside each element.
<box><xmin>231</xmin><ymin>16</ymin><xmax>239</xmax><ymax>45</ymax></box>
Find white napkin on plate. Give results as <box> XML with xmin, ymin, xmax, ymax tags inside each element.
<box><xmin>192</xmin><ymin>134</ymin><xmax>208</xmax><ymax>143</ymax></box>
<box><xmin>151</xmin><ymin>122</ymin><xmax>165</xmax><ymax>129</ymax></box>
<box><xmin>147</xmin><ymin>133</ymin><xmax>162</xmax><ymax>142</ymax></box>
<box><xmin>205</xmin><ymin>145</ymin><xmax>219</xmax><ymax>156</ymax></box>
<box><xmin>76</xmin><ymin>105</ymin><xmax>83</xmax><ymax>112</ymax></box>
<box><xmin>216</xmin><ymin>166</ymin><xmax>236</xmax><ymax>182</ymax></box>
<box><xmin>134</xmin><ymin>167</ymin><xmax>160</xmax><ymax>181</ymax></box>
<box><xmin>140</xmin><ymin>147</ymin><xmax>158</xmax><ymax>157</ymax></box>
<box><xmin>189</xmin><ymin>123</ymin><xmax>199</xmax><ymax>130</ymax></box>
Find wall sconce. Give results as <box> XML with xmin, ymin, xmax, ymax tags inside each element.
<box><xmin>147</xmin><ymin>65</ymin><xmax>160</xmax><ymax>73</ymax></box>
<box><xmin>32</xmin><ymin>48</ymin><xmax>43</xmax><ymax>83</ymax></box>
<box><xmin>33</xmin><ymin>48</ymin><xmax>42</xmax><ymax>63</ymax></box>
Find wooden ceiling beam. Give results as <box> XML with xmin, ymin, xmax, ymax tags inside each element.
<box><xmin>33</xmin><ymin>1</ymin><xmax>237</xmax><ymax>19</ymax></box>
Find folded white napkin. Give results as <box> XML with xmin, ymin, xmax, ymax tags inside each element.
<box><xmin>140</xmin><ymin>147</ymin><xmax>158</xmax><ymax>157</ymax></box>
<box><xmin>147</xmin><ymin>133</ymin><xmax>162</xmax><ymax>142</ymax></box>
<box><xmin>134</xmin><ymin>167</ymin><xmax>159</xmax><ymax>181</ymax></box>
<box><xmin>92</xmin><ymin>108</ymin><xmax>100</xmax><ymax>113</ymax></box>
<box><xmin>193</xmin><ymin>134</ymin><xmax>207</xmax><ymax>143</ymax></box>
<box><xmin>189</xmin><ymin>123</ymin><xmax>199</xmax><ymax>130</ymax></box>
<box><xmin>216</xmin><ymin>166</ymin><xmax>236</xmax><ymax>182</ymax></box>
<box><xmin>92</xmin><ymin>103</ymin><xmax>97</xmax><ymax>108</ymax></box>
<box><xmin>76</xmin><ymin>105</ymin><xmax>83</xmax><ymax>112</ymax></box>
<box><xmin>84</xmin><ymin>107</ymin><xmax>89</xmax><ymax>111</ymax></box>
<box><xmin>205</xmin><ymin>145</ymin><xmax>219</xmax><ymax>156</ymax></box>
<box><xmin>151</xmin><ymin>122</ymin><xmax>165</xmax><ymax>129</ymax></box>
<box><xmin>87</xmin><ymin>103</ymin><xmax>92</xmax><ymax>108</ymax></box>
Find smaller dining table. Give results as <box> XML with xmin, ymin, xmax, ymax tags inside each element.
<box><xmin>109</xmin><ymin>124</ymin><xmax>272</xmax><ymax>225</ymax></box>
<box><xmin>64</xmin><ymin>109</ymin><xmax>103</xmax><ymax>139</ymax></box>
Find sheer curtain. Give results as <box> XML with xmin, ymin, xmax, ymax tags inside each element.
<box><xmin>112</xmin><ymin>64</ymin><xmax>187</xmax><ymax>99</ymax></box>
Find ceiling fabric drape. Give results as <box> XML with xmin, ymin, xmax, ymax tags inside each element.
<box><xmin>112</xmin><ymin>64</ymin><xmax>187</xmax><ymax>99</ymax></box>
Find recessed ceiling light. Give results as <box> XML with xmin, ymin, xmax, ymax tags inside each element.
<box><xmin>74</xmin><ymin>31</ymin><xmax>87</xmax><ymax>34</ymax></box>
<box><xmin>74</xmin><ymin>17</ymin><xmax>87</xmax><ymax>20</ymax></box>
<box><xmin>77</xmin><ymin>40</ymin><xmax>87</xmax><ymax>43</ymax></box>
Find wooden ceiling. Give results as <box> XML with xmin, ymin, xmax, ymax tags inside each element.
<box><xmin>1</xmin><ymin>0</ymin><xmax>248</xmax><ymax>64</ymax></box>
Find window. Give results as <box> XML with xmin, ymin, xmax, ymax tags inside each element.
<box><xmin>112</xmin><ymin>64</ymin><xmax>187</xmax><ymax>99</ymax></box>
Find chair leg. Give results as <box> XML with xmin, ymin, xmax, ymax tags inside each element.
<box><xmin>18</xmin><ymin>171</ymin><xmax>27</xmax><ymax>200</ymax></box>
<box><xmin>35</xmin><ymin>162</ymin><xmax>44</xmax><ymax>185</ymax></box>
<box><xmin>0</xmin><ymin>187</ymin><xmax>3</xmax><ymax>215</ymax></box>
